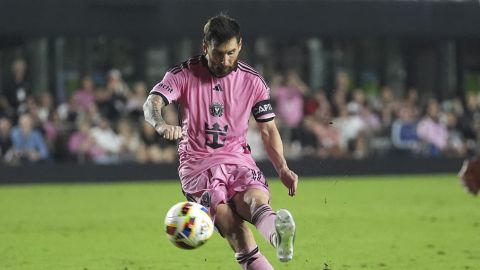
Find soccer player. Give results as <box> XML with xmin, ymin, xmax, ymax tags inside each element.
<box><xmin>143</xmin><ymin>14</ymin><xmax>298</xmax><ymax>269</ymax></box>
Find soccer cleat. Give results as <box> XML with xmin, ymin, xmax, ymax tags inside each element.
<box><xmin>275</xmin><ymin>209</ymin><xmax>296</xmax><ymax>262</ymax></box>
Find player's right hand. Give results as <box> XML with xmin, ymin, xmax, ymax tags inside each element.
<box><xmin>156</xmin><ymin>124</ymin><xmax>182</xmax><ymax>140</ymax></box>
<box><xmin>278</xmin><ymin>166</ymin><xmax>298</xmax><ymax>197</ymax></box>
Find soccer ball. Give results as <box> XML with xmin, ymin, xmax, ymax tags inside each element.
<box><xmin>164</xmin><ymin>201</ymin><xmax>214</xmax><ymax>249</ymax></box>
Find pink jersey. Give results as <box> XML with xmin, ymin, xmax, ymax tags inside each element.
<box><xmin>150</xmin><ymin>55</ymin><xmax>275</xmax><ymax>181</ymax></box>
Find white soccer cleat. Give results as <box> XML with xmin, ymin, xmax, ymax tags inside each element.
<box><xmin>275</xmin><ymin>209</ymin><xmax>296</xmax><ymax>262</ymax></box>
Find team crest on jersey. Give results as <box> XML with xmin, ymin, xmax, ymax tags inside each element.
<box><xmin>209</xmin><ymin>102</ymin><xmax>224</xmax><ymax>117</ymax></box>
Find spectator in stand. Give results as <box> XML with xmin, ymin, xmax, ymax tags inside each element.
<box><xmin>95</xmin><ymin>85</ymin><xmax>118</xmax><ymax>122</ymax></box>
<box><xmin>311</xmin><ymin>91</ymin><xmax>331</xmax><ymax>117</ymax></box>
<box><xmin>0</xmin><ymin>117</ymin><xmax>13</xmax><ymax>162</ymax></box>
<box><xmin>0</xmin><ymin>95</ymin><xmax>15</xmax><ymax>120</ymax></box>
<box><xmin>271</xmin><ymin>70</ymin><xmax>308</xmax><ymax>143</ymax></box>
<box><xmin>417</xmin><ymin>99</ymin><xmax>448</xmax><ymax>156</ymax></box>
<box><xmin>89</xmin><ymin>117</ymin><xmax>123</xmax><ymax>164</ymax></box>
<box><xmin>42</xmin><ymin>110</ymin><xmax>71</xmax><ymax>161</ymax></box>
<box><xmin>391</xmin><ymin>104</ymin><xmax>419</xmax><ymax>155</ymax></box>
<box><xmin>303</xmin><ymin>90</ymin><xmax>323</xmax><ymax>117</ymax></box>
<box><xmin>348</xmin><ymin>88</ymin><xmax>382</xmax><ymax>156</ymax></box>
<box><xmin>331</xmin><ymin>88</ymin><xmax>347</xmax><ymax>118</ymax></box>
<box><xmin>360</xmin><ymin>102</ymin><xmax>381</xmax><ymax>134</ymax></box>
<box><xmin>304</xmin><ymin>106</ymin><xmax>343</xmax><ymax>158</ymax></box>
<box><xmin>57</xmin><ymin>95</ymin><xmax>80</xmax><ymax>129</ymax></box>
<box><xmin>334</xmin><ymin>71</ymin><xmax>350</xmax><ymax>94</ymax></box>
<box><xmin>37</xmin><ymin>91</ymin><xmax>55</xmax><ymax>124</ymax></box>
<box><xmin>106</xmin><ymin>69</ymin><xmax>130</xmax><ymax>97</ymax></box>
<box><xmin>458</xmin><ymin>92</ymin><xmax>480</xmax><ymax>154</ymax></box>
<box><xmin>125</xmin><ymin>81</ymin><xmax>148</xmax><ymax>120</ymax></box>
<box><xmin>347</xmin><ymin>88</ymin><xmax>367</xmax><ymax>117</ymax></box>
<box><xmin>24</xmin><ymin>95</ymin><xmax>40</xmax><ymax>123</ymax></box>
<box><xmin>1</xmin><ymin>58</ymin><xmax>30</xmax><ymax>113</ymax></box>
<box><xmin>404</xmin><ymin>88</ymin><xmax>421</xmax><ymax>119</ymax></box>
<box><xmin>68</xmin><ymin>119</ymin><xmax>103</xmax><ymax>163</ymax></box>
<box><xmin>359</xmin><ymin>101</ymin><xmax>385</xmax><ymax>156</ymax></box>
<box><xmin>85</xmin><ymin>103</ymin><xmax>103</xmax><ymax>127</ymax></box>
<box><xmin>117</xmin><ymin>118</ymin><xmax>143</xmax><ymax>162</ymax></box>
<box><xmin>333</xmin><ymin>103</ymin><xmax>367</xmax><ymax>158</ymax></box>
<box><xmin>103</xmin><ymin>69</ymin><xmax>130</xmax><ymax>121</ymax></box>
<box><xmin>7</xmin><ymin>114</ymin><xmax>49</xmax><ymax>164</ymax></box>
<box><xmin>375</xmin><ymin>86</ymin><xmax>400</xmax><ymax>130</ymax></box>
<box><xmin>330</xmin><ymin>71</ymin><xmax>350</xmax><ymax>116</ymax></box>
<box><xmin>73</xmin><ymin>75</ymin><xmax>96</xmax><ymax>112</ymax></box>
<box><xmin>444</xmin><ymin>111</ymin><xmax>466</xmax><ymax>157</ymax></box>
<box><xmin>293</xmin><ymin>91</ymin><xmax>330</xmax><ymax>156</ymax></box>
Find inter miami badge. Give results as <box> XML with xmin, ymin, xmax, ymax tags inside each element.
<box><xmin>209</xmin><ymin>102</ymin><xmax>224</xmax><ymax>117</ymax></box>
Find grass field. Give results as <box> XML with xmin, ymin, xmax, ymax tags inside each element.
<box><xmin>1</xmin><ymin>174</ymin><xmax>479</xmax><ymax>270</ymax></box>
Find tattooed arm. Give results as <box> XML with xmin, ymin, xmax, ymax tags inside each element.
<box><xmin>143</xmin><ymin>94</ymin><xmax>182</xmax><ymax>140</ymax></box>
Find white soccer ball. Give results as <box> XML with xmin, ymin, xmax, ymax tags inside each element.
<box><xmin>164</xmin><ymin>201</ymin><xmax>214</xmax><ymax>249</ymax></box>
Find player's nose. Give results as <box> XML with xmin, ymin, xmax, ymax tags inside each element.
<box><xmin>222</xmin><ymin>55</ymin><xmax>229</xmax><ymax>65</ymax></box>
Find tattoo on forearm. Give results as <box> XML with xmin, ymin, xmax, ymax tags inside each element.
<box><xmin>143</xmin><ymin>95</ymin><xmax>165</xmax><ymax>129</ymax></box>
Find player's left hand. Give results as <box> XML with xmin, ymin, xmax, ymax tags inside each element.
<box><xmin>278</xmin><ymin>167</ymin><xmax>298</xmax><ymax>197</ymax></box>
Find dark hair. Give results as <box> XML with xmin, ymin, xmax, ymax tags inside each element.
<box><xmin>203</xmin><ymin>14</ymin><xmax>241</xmax><ymax>45</ymax></box>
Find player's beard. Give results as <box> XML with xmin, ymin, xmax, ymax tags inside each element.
<box><xmin>211</xmin><ymin>59</ymin><xmax>237</xmax><ymax>77</ymax></box>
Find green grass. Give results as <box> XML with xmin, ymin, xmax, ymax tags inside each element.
<box><xmin>0</xmin><ymin>175</ymin><xmax>479</xmax><ymax>270</ymax></box>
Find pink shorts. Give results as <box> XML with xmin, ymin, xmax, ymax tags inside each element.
<box><xmin>181</xmin><ymin>163</ymin><xmax>270</xmax><ymax>220</ymax></box>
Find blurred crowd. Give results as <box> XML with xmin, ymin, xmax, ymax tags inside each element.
<box><xmin>260</xmin><ymin>70</ymin><xmax>480</xmax><ymax>161</ymax></box>
<box><xmin>0</xmin><ymin>58</ymin><xmax>178</xmax><ymax>165</ymax></box>
<box><xmin>1</xmin><ymin>58</ymin><xmax>479</xmax><ymax>165</ymax></box>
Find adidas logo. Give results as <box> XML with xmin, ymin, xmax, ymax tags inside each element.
<box><xmin>213</xmin><ymin>84</ymin><xmax>223</xmax><ymax>92</ymax></box>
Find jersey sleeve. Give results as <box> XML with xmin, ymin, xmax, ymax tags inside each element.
<box><xmin>149</xmin><ymin>71</ymin><xmax>184</xmax><ymax>104</ymax></box>
<box><xmin>251</xmin><ymin>76</ymin><xmax>275</xmax><ymax>122</ymax></box>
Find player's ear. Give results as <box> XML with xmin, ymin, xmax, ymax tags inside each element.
<box><xmin>202</xmin><ymin>41</ymin><xmax>208</xmax><ymax>55</ymax></box>
<box><xmin>238</xmin><ymin>38</ymin><xmax>242</xmax><ymax>51</ymax></box>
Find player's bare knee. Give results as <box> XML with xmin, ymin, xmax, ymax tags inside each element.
<box><xmin>243</xmin><ymin>189</ymin><xmax>270</xmax><ymax>213</ymax></box>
